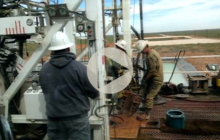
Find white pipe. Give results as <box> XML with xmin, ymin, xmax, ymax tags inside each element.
<box><xmin>122</xmin><ymin>0</ymin><xmax>132</xmax><ymax>58</ymax></box>
<box><xmin>162</xmin><ymin>55</ymin><xmax>220</xmax><ymax>60</ymax></box>
<box><xmin>86</xmin><ymin>0</ymin><xmax>109</xmax><ymax>139</ymax></box>
<box><xmin>163</xmin><ymin>71</ymin><xmax>218</xmax><ymax>74</ymax></box>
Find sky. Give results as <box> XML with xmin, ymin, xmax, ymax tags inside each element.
<box><xmin>130</xmin><ymin>0</ymin><xmax>220</xmax><ymax>33</ymax></box>
<box><xmin>41</xmin><ymin>0</ymin><xmax>220</xmax><ymax>33</ymax></box>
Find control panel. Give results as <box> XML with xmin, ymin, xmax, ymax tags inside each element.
<box><xmin>46</xmin><ymin>4</ymin><xmax>70</xmax><ymax>18</ymax></box>
<box><xmin>75</xmin><ymin>14</ymin><xmax>86</xmax><ymax>32</ymax></box>
<box><xmin>86</xmin><ymin>21</ymin><xmax>95</xmax><ymax>41</ymax></box>
<box><xmin>75</xmin><ymin>15</ymin><xmax>96</xmax><ymax>41</ymax></box>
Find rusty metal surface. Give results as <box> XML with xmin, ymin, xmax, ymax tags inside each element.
<box><xmin>128</xmin><ymin>95</ymin><xmax>141</xmax><ymax>116</ymax></box>
<box><xmin>121</xmin><ymin>91</ymin><xmax>141</xmax><ymax>116</ymax></box>
<box><xmin>121</xmin><ymin>90</ymin><xmax>133</xmax><ymax>111</ymax></box>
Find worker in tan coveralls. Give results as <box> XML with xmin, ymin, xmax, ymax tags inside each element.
<box><xmin>135</xmin><ymin>40</ymin><xmax>163</xmax><ymax>120</ymax></box>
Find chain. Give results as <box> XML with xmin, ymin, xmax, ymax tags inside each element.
<box><xmin>115</xmin><ymin>27</ymin><xmax>120</xmax><ymax>42</ymax></box>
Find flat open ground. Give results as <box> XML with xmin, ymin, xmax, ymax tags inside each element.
<box><xmin>24</xmin><ymin>35</ymin><xmax>220</xmax><ymax>74</ymax></box>
<box><xmin>149</xmin><ymin>38</ymin><xmax>220</xmax><ymax>46</ymax></box>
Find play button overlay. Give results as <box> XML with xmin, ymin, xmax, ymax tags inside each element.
<box><xmin>87</xmin><ymin>48</ymin><xmax>133</xmax><ymax>94</ymax></box>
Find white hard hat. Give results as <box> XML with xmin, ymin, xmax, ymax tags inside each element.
<box><xmin>49</xmin><ymin>31</ymin><xmax>73</xmax><ymax>51</ymax></box>
<box><xmin>115</xmin><ymin>40</ymin><xmax>127</xmax><ymax>51</ymax></box>
<box><xmin>135</xmin><ymin>40</ymin><xmax>148</xmax><ymax>52</ymax></box>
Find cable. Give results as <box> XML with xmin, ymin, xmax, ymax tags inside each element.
<box><xmin>68</xmin><ymin>10</ymin><xmax>94</xmax><ymax>22</ymax></box>
<box><xmin>94</xmin><ymin>105</ymin><xmax>108</xmax><ymax>119</ymax></box>
<box><xmin>131</xmin><ymin>25</ymin><xmax>141</xmax><ymax>40</ymax></box>
<box><xmin>110</xmin><ymin>115</ymin><xmax>124</xmax><ymax>123</ymax></box>
<box><xmin>89</xmin><ymin>99</ymin><xmax>98</xmax><ymax>118</ymax></box>
<box><xmin>115</xmin><ymin>27</ymin><xmax>120</xmax><ymax>42</ymax></box>
<box><xmin>168</xmin><ymin>49</ymin><xmax>185</xmax><ymax>83</ymax></box>
<box><xmin>94</xmin><ymin>104</ymin><xmax>124</xmax><ymax>123</ymax></box>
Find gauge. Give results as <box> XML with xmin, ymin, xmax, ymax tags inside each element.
<box><xmin>48</xmin><ymin>7</ymin><xmax>56</xmax><ymax>17</ymax></box>
<box><xmin>77</xmin><ymin>24</ymin><xmax>84</xmax><ymax>32</ymax></box>
<box><xmin>77</xmin><ymin>16</ymin><xmax>83</xmax><ymax>23</ymax></box>
<box><xmin>26</xmin><ymin>18</ymin><xmax>33</xmax><ymax>26</ymax></box>
<box><xmin>58</xmin><ymin>7</ymin><xmax>68</xmax><ymax>16</ymax></box>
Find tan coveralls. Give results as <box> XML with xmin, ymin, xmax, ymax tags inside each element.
<box><xmin>144</xmin><ymin>49</ymin><xmax>163</xmax><ymax>109</ymax></box>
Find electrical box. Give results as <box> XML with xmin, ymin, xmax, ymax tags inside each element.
<box><xmin>75</xmin><ymin>15</ymin><xmax>96</xmax><ymax>40</ymax></box>
<box><xmin>86</xmin><ymin>21</ymin><xmax>96</xmax><ymax>41</ymax></box>
<box><xmin>0</xmin><ymin>16</ymin><xmax>36</xmax><ymax>35</ymax></box>
<box><xmin>24</xmin><ymin>87</ymin><xmax>47</xmax><ymax>120</ymax></box>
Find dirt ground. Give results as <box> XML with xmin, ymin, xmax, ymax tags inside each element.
<box><xmin>24</xmin><ymin>38</ymin><xmax>220</xmax><ymax>75</ymax></box>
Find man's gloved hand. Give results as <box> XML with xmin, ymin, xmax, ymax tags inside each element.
<box><xmin>118</xmin><ymin>69</ymin><xmax>123</xmax><ymax>74</ymax></box>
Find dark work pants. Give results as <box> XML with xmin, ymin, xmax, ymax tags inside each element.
<box><xmin>47</xmin><ymin>114</ymin><xmax>90</xmax><ymax>140</ymax></box>
<box><xmin>144</xmin><ymin>80</ymin><xmax>163</xmax><ymax>109</ymax></box>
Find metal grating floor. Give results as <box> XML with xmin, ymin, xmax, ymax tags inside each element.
<box><xmin>140</xmin><ymin>99</ymin><xmax>220</xmax><ymax>140</ymax></box>
<box><xmin>151</xmin><ymin>100</ymin><xmax>220</xmax><ymax>121</ymax></box>
<box><xmin>140</xmin><ymin>129</ymin><xmax>220</xmax><ymax>140</ymax></box>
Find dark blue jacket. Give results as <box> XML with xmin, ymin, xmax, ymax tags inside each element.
<box><xmin>39</xmin><ymin>52</ymin><xmax>99</xmax><ymax>118</ymax></box>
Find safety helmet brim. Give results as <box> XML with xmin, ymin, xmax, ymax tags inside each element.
<box><xmin>139</xmin><ymin>43</ymin><xmax>148</xmax><ymax>52</ymax></box>
<box><xmin>135</xmin><ymin>40</ymin><xmax>149</xmax><ymax>53</ymax></box>
<box><xmin>49</xmin><ymin>43</ymin><xmax>73</xmax><ymax>51</ymax></box>
<box><xmin>115</xmin><ymin>43</ymin><xmax>125</xmax><ymax>50</ymax></box>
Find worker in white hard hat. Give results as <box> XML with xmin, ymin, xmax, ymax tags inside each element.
<box><xmin>135</xmin><ymin>40</ymin><xmax>163</xmax><ymax>120</ymax></box>
<box><xmin>39</xmin><ymin>31</ymin><xmax>99</xmax><ymax>140</ymax></box>
<box><xmin>106</xmin><ymin>39</ymin><xmax>128</xmax><ymax>78</ymax></box>
<box><xmin>115</xmin><ymin>39</ymin><xmax>127</xmax><ymax>54</ymax></box>
<box><xmin>106</xmin><ymin>39</ymin><xmax>128</xmax><ymax>112</ymax></box>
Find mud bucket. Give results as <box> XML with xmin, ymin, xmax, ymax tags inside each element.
<box><xmin>166</xmin><ymin>109</ymin><xmax>185</xmax><ymax>129</ymax></box>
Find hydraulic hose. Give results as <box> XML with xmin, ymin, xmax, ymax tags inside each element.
<box><xmin>131</xmin><ymin>25</ymin><xmax>141</xmax><ymax>40</ymax></box>
<box><xmin>168</xmin><ymin>49</ymin><xmax>185</xmax><ymax>83</ymax></box>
